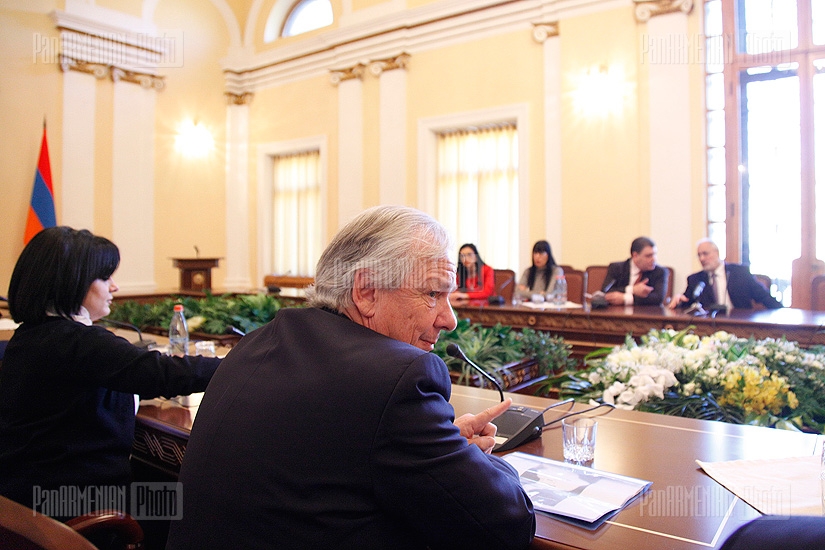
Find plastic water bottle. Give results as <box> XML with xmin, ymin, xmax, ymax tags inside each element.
<box><xmin>553</xmin><ymin>274</ymin><xmax>568</xmax><ymax>307</ymax></box>
<box><xmin>168</xmin><ymin>304</ymin><xmax>189</xmax><ymax>356</ymax></box>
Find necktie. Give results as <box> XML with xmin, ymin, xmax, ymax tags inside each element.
<box><xmin>709</xmin><ymin>272</ymin><xmax>717</xmax><ymax>303</ymax></box>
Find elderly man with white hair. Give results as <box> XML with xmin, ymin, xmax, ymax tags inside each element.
<box><xmin>167</xmin><ymin>205</ymin><xmax>536</xmax><ymax>550</ymax></box>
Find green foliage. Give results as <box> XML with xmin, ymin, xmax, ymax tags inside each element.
<box><xmin>432</xmin><ymin>316</ymin><xmax>574</xmax><ymax>387</ymax></box>
<box><xmin>519</xmin><ymin>328</ymin><xmax>576</xmax><ymax>377</ymax></box>
<box><xmin>107</xmin><ymin>292</ymin><xmax>288</xmax><ymax>336</ymax></box>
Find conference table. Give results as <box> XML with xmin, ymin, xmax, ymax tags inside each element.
<box><xmin>451</xmin><ymin>301</ymin><xmax>825</xmax><ymax>359</ymax></box>
<box><xmin>135</xmin><ymin>384</ymin><xmax>821</xmax><ymax>549</ymax></box>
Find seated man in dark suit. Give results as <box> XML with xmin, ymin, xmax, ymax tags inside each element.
<box><xmin>669</xmin><ymin>238</ymin><xmax>782</xmax><ymax>311</ymax></box>
<box><xmin>166</xmin><ymin>205</ymin><xmax>536</xmax><ymax>550</ymax></box>
<box><xmin>602</xmin><ymin>236</ymin><xmax>669</xmax><ymax>306</ymax></box>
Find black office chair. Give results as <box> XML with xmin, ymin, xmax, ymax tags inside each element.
<box><xmin>720</xmin><ymin>516</ymin><xmax>825</xmax><ymax>550</ymax></box>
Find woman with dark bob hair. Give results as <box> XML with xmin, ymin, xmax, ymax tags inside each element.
<box><xmin>450</xmin><ymin>243</ymin><xmax>495</xmax><ymax>301</ymax></box>
<box><xmin>0</xmin><ymin>227</ymin><xmax>220</xmax><ymax>518</ymax></box>
<box><xmin>515</xmin><ymin>240</ymin><xmax>563</xmax><ymax>301</ymax></box>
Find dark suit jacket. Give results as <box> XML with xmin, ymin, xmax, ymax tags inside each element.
<box><xmin>602</xmin><ymin>259</ymin><xmax>669</xmax><ymax>306</ymax></box>
<box><xmin>166</xmin><ymin>307</ymin><xmax>535</xmax><ymax>550</ymax></box>
<box><xmin>680</xmin><ymin>263</ymin><xmax>782</xmax><ymax>310</ymax></box>
<box><xmin>720</xmin><ymin>516</ymin><xmax>825</xmax><ymax>550</ymax></box>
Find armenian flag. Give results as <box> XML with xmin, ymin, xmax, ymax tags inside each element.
<box><xmin>24</xmin><ymin>123</ymin><xmax>56</xmax><ymax>244</ymax></box>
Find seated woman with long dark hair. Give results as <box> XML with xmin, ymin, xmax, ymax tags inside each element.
<box><xmin>515</xmin><ymin>240</ymin><xmax>563</xmax><ymax>301</ymax></box>
<box><xmin>0</xmin><ymin>227</ymin><xmax>220</xmax><ymax>519</ymax></box>
<box><xmin>450</xmin><ymin>243</ymin><xmax>495</xmax><ymax>301</ymax></box>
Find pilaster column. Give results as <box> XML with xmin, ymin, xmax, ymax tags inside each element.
<box><xmin>331</xmin><ymin>64</ymin><xmax>365</xmax><ymax>227</ymax></box>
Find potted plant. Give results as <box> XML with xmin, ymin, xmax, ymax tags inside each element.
<box><xmin>433</xmin><ymin>318</ymin><xmax>575</xmax><ymax>392</ymax></box>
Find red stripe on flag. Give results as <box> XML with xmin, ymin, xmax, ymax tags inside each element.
<box><xmin>24</xmin><ymin>125</ymin><xmax>56</xmax><ymax>244</ymax></box>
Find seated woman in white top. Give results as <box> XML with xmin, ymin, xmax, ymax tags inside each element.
<box><xmin>515</xmin><ymin>240</ymin><xmax>563</xmax><ymax>301</ymax></box>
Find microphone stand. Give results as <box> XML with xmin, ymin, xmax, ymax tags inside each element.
<box><xmin>97</xmin><ymin>318</ymin><xmax>157</xmax><ymax>350</ymax></box>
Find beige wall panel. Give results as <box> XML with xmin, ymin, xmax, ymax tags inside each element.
<box><xmin>0</xmin><ymin>5</ymin><xmax>62</xmax><ymax>294</ymax></box>
<box><xmin>559</xmin><ymin>7</ymin><xmax>644</xmax><ymax>270</ymax></box>
<box><xmin>362</xmin><ymin>73</ymin><xmax>380</xmax><ymax>206</ymax></box>
<box><xmin>94</xmin><ymin>77</ymin><xmax>115</xmax><ymax>236</ymax></box>
<box><xmin>248</xmin><ymin>73</ymin><xmax>339</xmax><ymax>248</ymax></box>
<box><xmin>151</xmin><ymin>0</ymin><xmax>231</xmax><ymax>291</ymax></box>
<box><xmin>406</xmin><ymin>29</ymin><xmax>544</xmax><ymax>233</ymax></box>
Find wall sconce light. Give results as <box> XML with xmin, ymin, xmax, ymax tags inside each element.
<box><xmin>175</xmin><ymin>120</ymin><xmax>214</xmax><ymax>158</ymax></box>
<box><xmin>572</xmin><ymin>64</ymin><xmax>629</xmax><ymax>117</ymax></box>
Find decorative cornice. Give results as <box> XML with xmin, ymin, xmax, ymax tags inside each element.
<box><xmin>53</xmin><ymin>9</ymin><xmax>175</xmax><ymax>90</ymax></box>
<box><xmin>225</xmin><ymin>92</ymin><xmax>254</xmax><ymax>105</ymax></box>
<box><xmin>532</xmin><ymin>22</ymin><xmax>560</xmax><ymax>43</ymax></box>
<box><xmin>329</xmin><ymin>63</ymin><xmax>366</xmax><ymax>86</ymax></box>
<box><xmin>368</xmin><ymin>53</ymin><xmax>410</xmax><ymax>76</ymax></box>
<box><xmin>633</xmin><ymin>0</ymin><xmax>694</xmax><ymax>22</ymax></box>
<box><xmin>59</xmin><ymin>56</ymin><xmax>165</xmax><ymax>90</ymax></box>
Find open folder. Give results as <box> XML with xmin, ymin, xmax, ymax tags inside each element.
<box><xmin>503</xmin><ymin>452</ymin><xmax>652</xmax><ymax>529</ymax></box>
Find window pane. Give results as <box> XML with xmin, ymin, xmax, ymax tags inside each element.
<box><xmin>740</xmin><ymin>0</ymin><xmax>798</xmax><ymax>53</ymax></box>
<box><xmin>707</xmin><ymin>110</ymin><xmax>726</xmax><ymax>148</ymax></box>
<box><xmin>741</xmin><ymin>71</ymin><xmax>800</xmax><ymax>287</ymax></box>
<box><xmin>708</xmin><ymin>184</ymin><xmax>727</xmax><ymax>222</ymax></box>
<box><xmin>706</xmin><ymin>73</ymin><xmax>725</xmax><ymax>111</ymax></box>
<box><xmin>708</xmin><ymin>223</ymin><xmax>727</xmax><ymax>260</ymax></box>
<box><xmin>815</xmin><ymin>60</ymin><xmax>825</xmax><ymax>260</ymax></box>
<box><xmin>814</xmin><ymin>0</ymin><xmax>825</xmax><ymax>45</ymax></box>
<box><xmin>705</xmin><ymin>0</ymin><xmax>722</xmax><ymax>37</ymax></box>
<box><xmin>283</xmin><ymin>0</ymin><xmax>333</xmax><ymax>37</ymax></box>
<box><xmin>708</xmin><ymin>147</ymin><xmax>727</xmax><ymax>185</ymax></box>
<box><xmin>705</xmin><ymin>35</ymin><xmax>726</xmax><ymax>74</ymax></box>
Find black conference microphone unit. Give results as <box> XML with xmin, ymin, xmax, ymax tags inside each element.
<box><xmin>446</xmin><ymin>343</ymin><xmax>545</xmax><ymax>452</ymax></box>
<box><xmin>684</xmin><ymin>281</ymin><xmax>707</xmax><ymax>315</ymax></box>
<box><xmin>590</xmin><ymin>279</ymin><xmax>615</xmax><ymax>309</ymax></box>
<box><xmin>488</xmin><ymin>276</ymin><xmax>514</xmax><ymax>305</ymax></box>
<box><xmin>97</xmin><ymin>318</ymin><xmax>157</xmax><ymax>350</ymax></box>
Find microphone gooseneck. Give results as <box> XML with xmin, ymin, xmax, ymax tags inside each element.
<box><xmin>445</xmin><ymin>343</ymin><xmax>504</xmax><ymax>402</ymax></box>
<box><xmin>97</xmin><ymin>318</ymin><xmax>157</xmax><ymax>350</ymax></box>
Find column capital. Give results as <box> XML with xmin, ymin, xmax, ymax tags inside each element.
<box><xmin>634</xmin><ymin>0</ymin><xmax>694</xmax><ymax>22</ymax></box>
<box><xmin>532</xmin><ymin>22</ymin><xmax>559</xmax><ymax>44</ymax></box>
<box><xmin>330</xmin><ymin>63</ymin><xmax>366</xmax><ymax>86</ymax></box>
<box><xmin>368</xmin><ymin>53</ymin><xmax>410</xmax><ymax>76</ymax></box>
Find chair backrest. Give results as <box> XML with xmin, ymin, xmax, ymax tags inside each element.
<box><xmin>0</xmin><ymin>495</ymin><xmax>144</xmax><ymax>550</ymax></box>
<box><xmin>812</xmin><ymin>274</ymin><xmax>825</xmax><ymax>311</ymax></box>
<box><xmin>663</xmin><ymin>266</ymin><xmax>674</xmax><ymax>301</ymax></box>
<box><xmin>0</xmin><ymin>495</ymin><xmax>97</xmax><ymax>550</ymax></box>
<box><xmin>493</xmin><ymin>269</ymin><xmax>516</xmax><ymax>303</ymax></box>
<box><xmin>558</xmin><ymin>264</ymin><xmax>577</xmax><ymax>275</ymax></box>
<box><xmin>563</xmin><ymin>269</ymin><xmax>585</xmax><ymax>304</ymax></box>
<box><xmin>585</xmin><ymin>265</ymin><xmax>609</xmax><ymax>298</ymax></box>
<box><xmin>753</xmin><ymin>273</ymin><xmax>772</xmax><ymax>292</ymax></box>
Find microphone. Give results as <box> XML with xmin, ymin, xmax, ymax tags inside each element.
<box><xmin>487</xmin><ymin>276</ymin><xmax>514</xmax><ymax>306</ymax></box>
<box><xmin>225</xmin><ymin>326</ymin><xmax>246</xmax><ymax>337</ymax></box>
<box><xmin>445</xmin><ymin>343</ymin><xmax>545</xmax><ymax>452</ymax></box>
<box><xmin>590</xmin><ymin>279</ymin><xmax>615</xmax><ymax>309</ymax></box>
<box><xmin>684</xmin><ymin>281</ymin><xmax>707</xmax><ymax>315</ymax></box>
<box><xmin>446</xmin><ymin>343</ymin><xmax>503</xmax><ymax>401</ymax></box>
<box><xmin>97</xmin><ymin>318</ymin><xmax>157</xmax><ymax>350</ymax></box>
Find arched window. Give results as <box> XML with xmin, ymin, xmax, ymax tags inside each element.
<box><xmin>264</xmin><ymin>0</ymin><xmax>332</xmax><ymax>42</ymax></box>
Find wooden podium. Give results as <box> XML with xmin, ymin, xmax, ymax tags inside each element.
<box><xmin>172</xmin><ymin>258</ymin><xmax>220</xmax><ymax>291</ymax></box>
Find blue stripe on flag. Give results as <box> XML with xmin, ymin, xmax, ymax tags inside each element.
<box><xmin>31</xmin><ymin>171</ymin><xmax>56</xmax><ymax>227</ymax></box>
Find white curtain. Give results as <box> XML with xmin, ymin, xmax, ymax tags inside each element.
<box><xmin>436</xmin><ymin>125</ymin><xmax>519</xmax><ymax>270</ymax></box>
<box><xmin>272</xmin><ymin>150</ymin><xmax>321</xmax><ymax>276</ymax></box>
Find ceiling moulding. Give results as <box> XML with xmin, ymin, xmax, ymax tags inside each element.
<box><xmin>225</xmin><ymin>0</ymin><xmax>631</xmax><ymax>94</ymax></box>
<box><xmin>52</xmin><ymin>9</ymin><xmax>175</xmax><ymax>85</ymax></box>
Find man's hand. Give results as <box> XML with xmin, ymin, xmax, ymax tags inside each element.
<box><xmin>632</xmin><ymin>278</ymin><xmax>653</xmax><ymax>298</ymax></box>
<box><xmin>669</xmin><ymin>294</ymin><xmax>688</xmax><ymax>310</ymax></box>
<box><xmin>454</xmin><ymin>398</ymin><xmax>512</xmax><ymax>454</ymax></box>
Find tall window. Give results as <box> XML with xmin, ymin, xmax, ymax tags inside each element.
<box><xmin>436</xmin><ymin>124</ymin><xmax>519</xmax><ymax>271</ymax></box>
<box><xmin>707</xmin><ymin>0</ymin><xmax>825</xmax><ymax>305</ymax></box>
<box><xmin>272</xmin><ymin>150</ymin><xmax>322</xmax><ymax>276</ymax></box>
